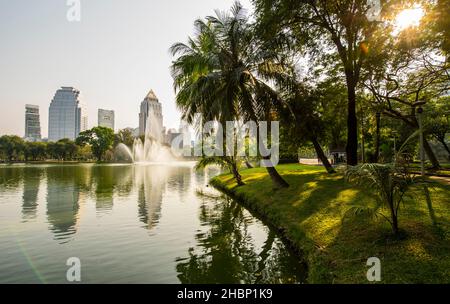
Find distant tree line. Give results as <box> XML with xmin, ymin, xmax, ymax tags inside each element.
<box><xmin>0</xmin><ymin>126</ymin><xmax>137</xmax><ymax>163</ymax></box>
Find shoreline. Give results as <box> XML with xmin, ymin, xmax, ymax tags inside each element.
<box><xmin>209</xmin><ymin>164</ymin><xmax>450</xmax><ymax>284</ymax></box>
<box><xmin>210</xmin><ymin>177</ymin><xmax>320</xmax><ymax>284</ymax></box>
<box><xmin>0</xmin><ymin>159</ymin><xmax>200</xmax><ymax>165</ymax></box>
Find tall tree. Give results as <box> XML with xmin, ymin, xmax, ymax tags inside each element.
<box><xmin>114</xmin><ymin>128</ymin><xmax>135</xmax><ymax>149</ymax></box>
<box><xmin>362</xmin><ymin>1</ymin><xmax>448</xmax><ymax>168</ymax></box>
<box><xmin>274</xmin><ymin>73</ymin><xmax>336</xmax><ymax>173</ymax></box>
<box><xmin>171</xmin><ymin>2</ymin><xmax>290</xmax><ymax>188</ymax></box>
<box><xmin>424</xmin><ymin>97</ymin><xmax>450</xmax><ymax>159</ymax></box>
<box><xmin>253</xmin><ymin>0</ymin><xmax>389</xmax><ymax>165</ymax></box>
<box><xmin>76</xmin><ymin>127</ymin><xmax>114</xmax><ymax>161</ymax></box>
<box><xmin>24</xmin><ymin>142</ymin><xmax>47</xmax><ymax>161</ymax></box>
<box><xmin>0</xmin><ymin>135</ymin><xmax>25</xmax><ymax>162</ymax></box>
<box><xmin>365</xmin><ymin>53</ymin><xmax>448</xmax><ymax>168</ymax></box>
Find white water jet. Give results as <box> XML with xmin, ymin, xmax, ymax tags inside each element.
<box><xmin>132</xmin><ymin>138</ymin><xmax>144</xmax><ymax>162</ymax></box>
<box><xmin>114</xmin><ymin>143</ymin><xmax>134</xmax><ymax>163</ymax></box>
<box><xmin>132</xmin><ymin>110</ymin><xmax>175</xmax><ymax>163</ymax></box>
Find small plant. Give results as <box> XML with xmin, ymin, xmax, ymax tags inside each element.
<box><xmin>345</xmin><ymin>163</ymin><xmax>418</xmax><ymax>235</ymax></box>
<box><xmin>195</xmin><ymin>156</ymin><xmax>244</xmax><ymax>186</ymax></box>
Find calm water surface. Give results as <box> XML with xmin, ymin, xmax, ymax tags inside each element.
<box><xmin>0</xmin><ymin>163</ymin><xmax>306</xmax><ymax>283</ymax></box>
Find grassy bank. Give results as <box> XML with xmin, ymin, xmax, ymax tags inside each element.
<box><xmin>210</xmin><ymin>164</ymin><xmax>450</xmax><ymax>283</ymax></box>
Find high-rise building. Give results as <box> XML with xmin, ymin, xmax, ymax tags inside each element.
<box><xmin>98</xmin><ymin>109</ymin><xmax>115</xmax><ymax>130</ymax></box>
<box><xmin>48</xmin><ymin>87</ymin><xmax>88</xmax><ymax>142</ymax></box>
<box><xmin>139</xmin><ymin>90</ymin><xmax>163</xmax><ymax>140</ymax></box>
<box><xmin>24</xmin><ymin>104</ymin><xmax>41</xmax><ymax>141</ymax></box>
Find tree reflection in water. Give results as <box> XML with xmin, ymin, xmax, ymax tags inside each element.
<box><xmin>176</xmin><ymin>196</ymin><xmax>307</xmax><ymax>284</ymax></box>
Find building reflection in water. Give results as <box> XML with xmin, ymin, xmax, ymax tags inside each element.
<box><xmin>136</xmin><ymin>165</ymin><xmax>168</xmax><ymax>230</ymax></box>
<box><xmin>166</xmin><ymin>166</ymin><xmax>192</xmax><ymax>202</ymax></box>
<box><xmin>46</xmin><ymin>166</ymin><xmax>82</xmax><ymax>243</ymax></box>
<box><xmin>17</xmin><ymin>163</ymin><xmax>220</xmax><ymax>241</ymax></box>
<box><xmin>22</xmin><ymin>167</ymin><xmax>43</xmax><ymax>221</ymax></box>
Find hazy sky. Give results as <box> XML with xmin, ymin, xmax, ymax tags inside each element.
<box><xmin>0</xmin><ymin>0</ymin><xmax>252</xmax><ymax>137</ymax></box>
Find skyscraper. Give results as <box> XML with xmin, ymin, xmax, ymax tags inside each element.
<box><xmin>24</xmin><ymin>104</ymin><xmax>41</xmax><ymax>141</ymax></box>
<box><xmin>98</xmin><ymin>109</ymin><xmax>115</xmax><ymax>130</ymax></box>
<box><xmin>139</xmin><ymin>90</ymin><xmax>163</xmax><ymax>139</ymax></box>
<box><xmin>48</xmin><ymin>87</ymin><xmax>88</xmax><ymax>141</ymax></box>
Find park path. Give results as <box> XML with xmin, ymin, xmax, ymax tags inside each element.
<box><xmin>429</xmin><ymin>176</ymin><xmax>450</xmax><ymax>185</ymax></box>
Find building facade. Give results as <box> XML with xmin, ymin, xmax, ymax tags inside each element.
<box><xmin>48</xmin><ymin>87</ymin><xmax>88</xmax><ymax>142</ymax></box>
<box><xmin>98</xmin><ymin>109</ymin><xmax>115</xmax><ymax>130</ymax></box>
<box><xmin>24</xmin><ymin>104</ymin><xmax>41</xmax><ymax>141</ymax></box>
<box><xmin>139</xmin><ymin>90</ymin><xmax>163</xmax><ymax>140</ymax></box>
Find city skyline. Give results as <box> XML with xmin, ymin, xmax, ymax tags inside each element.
<box><xmin>22</xmin><ymin>87</ymin><xmax>171</xmax><ymax>141</ymax></box>
<box><xmin>0</xmin><ymin>0</ymin><xmax>253</xmax><ymax>138</ymax></box>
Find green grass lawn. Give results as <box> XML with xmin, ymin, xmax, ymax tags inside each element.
<box><xmin>211</xmin><ymin>164</ymin><xmax>450</xmax><ymax>283</ymax></box>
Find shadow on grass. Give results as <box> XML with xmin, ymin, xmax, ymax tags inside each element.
<box><xmin>304</xmin><ymin>179</ymin><xmax>450</xmax><ymax>283</ymax></box>
<box><xmin>214</xmin><ymin>164</ymin><xmax>450</xmax><ymax>283</ymax></box>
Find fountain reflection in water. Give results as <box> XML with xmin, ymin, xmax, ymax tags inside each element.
<box><xmin>115</xmin><ymin>111</ymin><xmax>176</xmax><ymax>163</ymax></box>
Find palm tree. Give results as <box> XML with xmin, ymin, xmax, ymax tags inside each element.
<box><xmin>170</xmin><ymin>2</ymin><xmax>289</xmax><ymax>188</ymax></box>
<box><xmin>196</xmin><ymin>156</ymin><xmax>244</xmax><ymax>186</ymax></box>
<box><xmin>345</xmin><ymin>163</ymin><xmax>418</xmax><ymax>235</ymax></box>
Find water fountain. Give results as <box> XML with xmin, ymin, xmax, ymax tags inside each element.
<box><xmin>114</xmin><ymin>143</ymin><xmax>134</xmax><ymax>163</ymax></box>
<box><xmin>114</xmin><ymin>110</ymin><xmax>176</xmax><ymax>163</ymax></box>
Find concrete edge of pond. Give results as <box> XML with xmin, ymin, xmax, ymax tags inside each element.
<box><xmin>209</xmin><ymin>177</ymin><xmax>320</xmax><ymax>284</ymax></box>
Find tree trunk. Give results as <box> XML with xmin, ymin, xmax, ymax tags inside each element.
<box><xmin>361</xmin><ymin>116</ymin><xmax>366</xmax><ymax>163</ymax></box>
<box><xmin>265</xmin><ymin>166</ymin><xmax>289</xmax><ymax>188</ymax></box>
<box><xmin>257</xmin><ymin>119</ymin><xmax>289</xmax><ymax>188</ymax></box>
<box><xmin>346</xmin><ymin>81</ymin><xmax>358</xmax><ymax>166</ymax></box>
<box><xmin>423</xmin><ymin>139</ymin><xmax>441</xmax><ymax>169</ymax></box>
<box><xmin>262</xmin><ymin>155</ymin><xmax>289</xmax><ymax>188</ymax></box>
<box><xmin>311</xmin><ymin>137</ymin><xmax>336</xmax><ymax>174</ymax></box>
<box><xmin>244</xmin><ymin>157</ymin><xmax>253</xmax><ymax>169</ymax></box>
<box><xmin>392</xmin><ymin>213</ymin><xmax>399</xmax><ymax>235</ymax></box>
<box><xmin>389</xmin><ymin>199</ymin><xmax>399</xmax><ymax>235</ymax></box>
<box><xmin>375</xmin><ymin>113</ymin><xmax>381</xmax><ymax>163</ymax></box>
<box><xmin>438</xmin><ymin>139</ymin><xmax>450</xmax><ymax>159</ymax></box>
<box><xmin>231</xmin><ymin>162</ymin><xmax>244</xmax><ymax>186</ymax></box>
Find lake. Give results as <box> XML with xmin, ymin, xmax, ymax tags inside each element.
<box><xmin>0</xmin><ymin>163</ymin><xmax>306</xmax><ymax>283</ymax></box>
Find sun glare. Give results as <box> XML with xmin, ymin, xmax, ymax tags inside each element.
<box><xmin>394</xmin><ymin>7</ymin><xmax>424</xmax><ymax>33</ymax></box>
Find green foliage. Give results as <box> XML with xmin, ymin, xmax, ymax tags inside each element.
<box><xmin>196</xmin><ymin>156</ymin><xmax>244</xmax><ymax>186</ymax></box>
<box><xmin>0</xmin><ymin>135</ymin><xmax>25</xmax><ymax>161</ymax></box>
<box><xmin>254</xmin><ymin>0</ymin><xmax>395</xmax><ymax>165</ymax></box>
<box><xmin>77</xmin><ymin>145</ymin><xmax>93</xmax><ymax>161</ymax></box>
<box><xmin>76</xmin><ymin>127</ymin><xmax>114</xmax><ymax>161</ymax></box>
<box><xmin>345</xmin><ymin>163</ymin><xmax>420</xmax><ymax>235</ymax></box>
<box><xmin>114</xmin><ymin>128</ymin><xmax>135</xmax><ymax>148</ymax></box>
<box><xmin>424</xmin><ymin>97</ymin><xmax>450</xmax><ymax>159</ymax></box>
<box><xmin>46</xmin><ymin>139</ymin><xmax>78</xmax><ymax>161</ymax></box>
<box><xmin>24</xmin><ymin>142</ymin><xmax>47</xmax><ymax>161</ymax></box>
<box><xmin>0</xmin><ymin>136</ymin><xmax>90</xmax><ymax>162</ymax></box>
